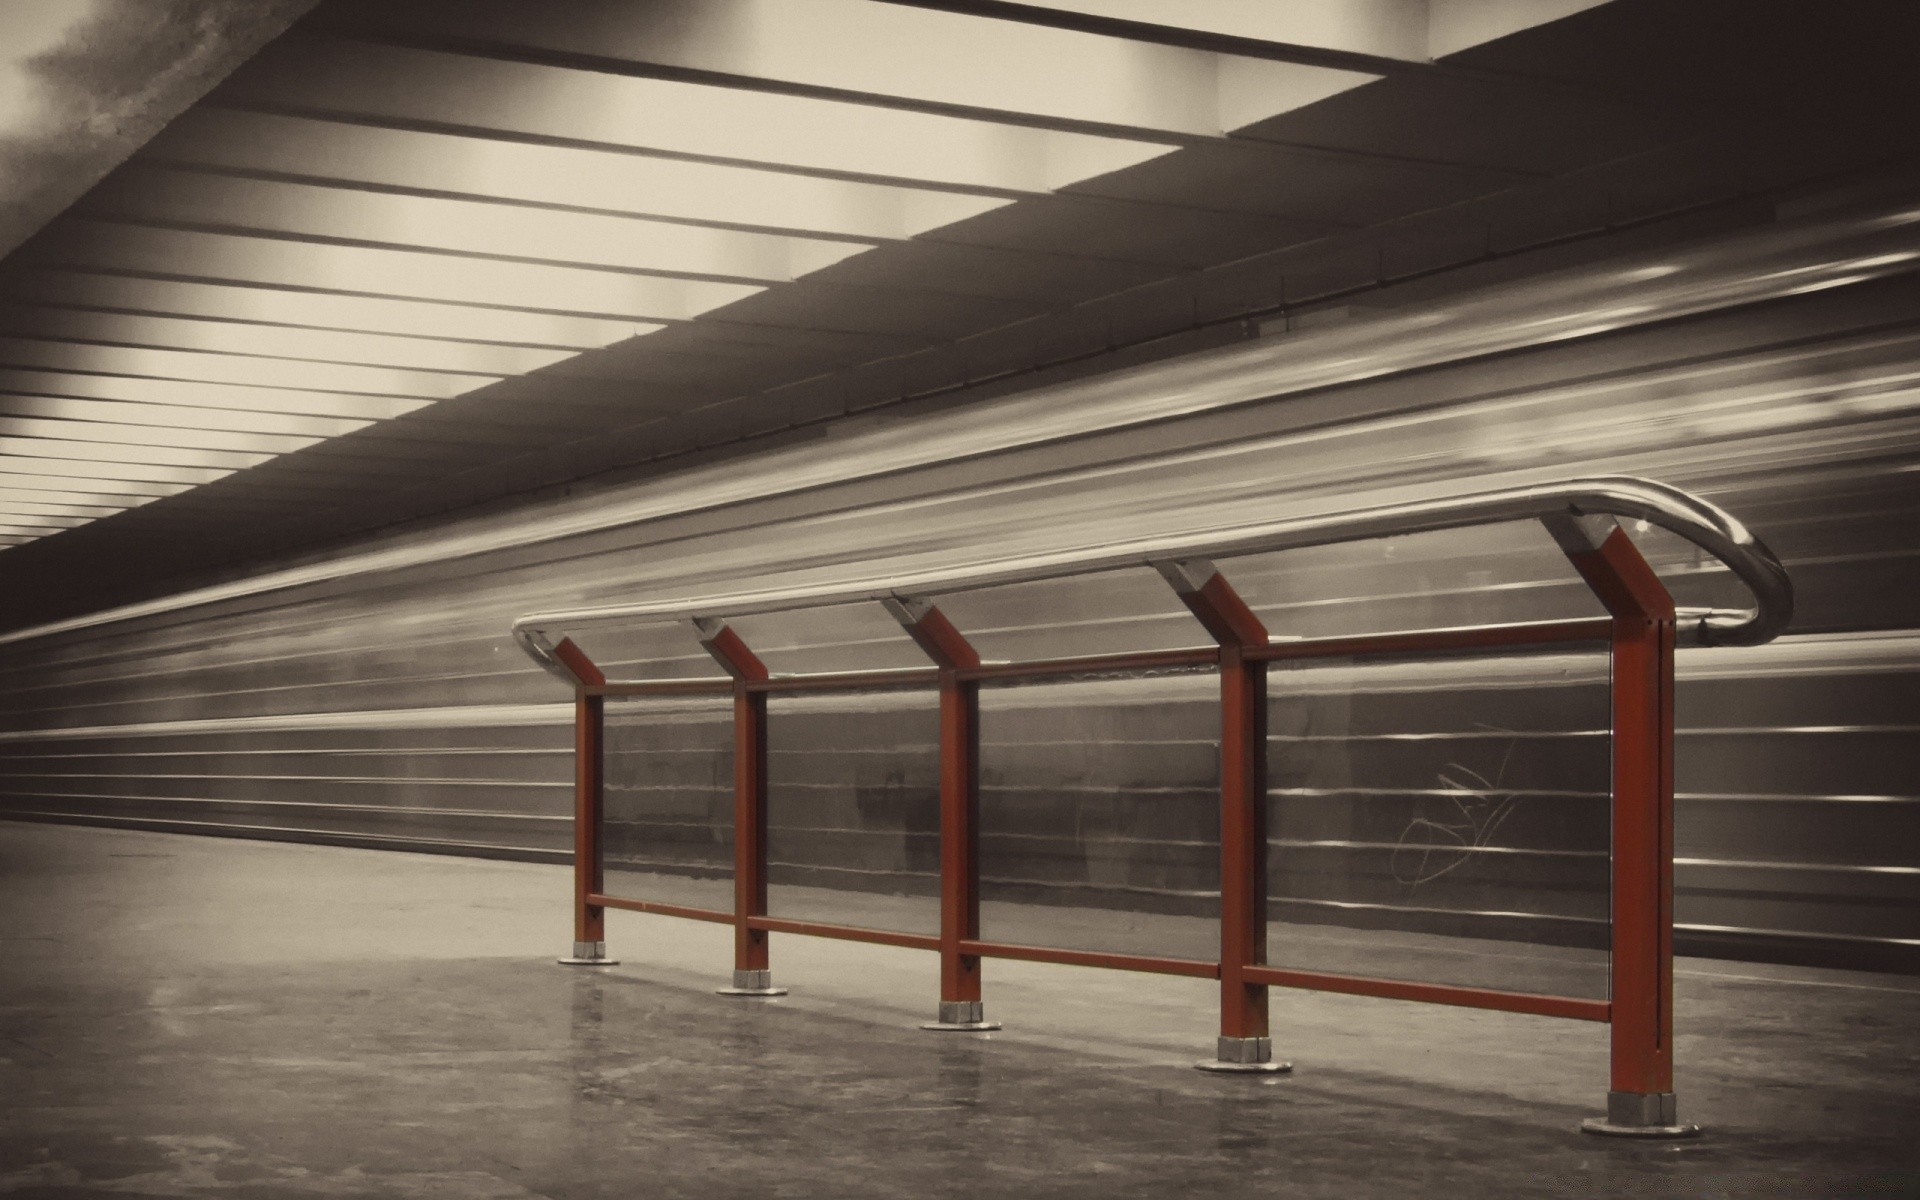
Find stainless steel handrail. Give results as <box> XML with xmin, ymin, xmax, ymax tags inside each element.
<box><xmin>511</xmin><ymin>475</ymin><xmax>1792</xmax><ymax>684</ymax></box>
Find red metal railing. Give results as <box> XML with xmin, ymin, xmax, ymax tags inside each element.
<box><xmin>513</xmin><ymin>476</ymin><xmax>1792</xmax><ymax>1136</ymax></box>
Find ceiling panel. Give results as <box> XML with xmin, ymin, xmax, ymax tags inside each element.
<box><xmin>0</xmin><ymin>338</ymin><xmax>499</xmax><ymax>399</ymax></box>
<box><xmin>217</xmin><ymin>35</ymin><xmax>1179</xmax><ymax>192</ymax></box>
<box><xmin>0</xmin><ymin>369</ymin><xmax>428</xmax><ymax>420</ymax></box>
<box><xmin>143</xmin><ymin>109</ymin><xmax>1014</xmax><ymax>241</ymax></box>
<box><xmin>0</xmin><ymin>436</ymin><xmax>267</xmax><ymax>471</ymax></box>
<box><xmin>0</xmin><ymin>310</ymin><xmax>580</xmax><ymax>376</ymax></box>
<box><xmin>309</xmin><ymin>0</ymin><xmax>1382</xmax><ymax>135</ymax></box>
<box><xmin>0</xmin><ymin>454</ymin><xmax>234</xmax><ymax>485</ymax></box>
<box><xmin>5</xmin><ymin>271</ymin><xmax>660</xmax><ymax>347</ymax></box>
<box><xmin>0</xmin><ymin>417</ymin><xmax>318</xmax><ymax>456</ymax></box>
<box><xmin>0</xmin><ymin>495</ymin><xmax>129</xmax><ymax>519</ymax></box>
<box><xmin>30</xmin><ymin>222</ymin><xmax>768</xmax><ymax>321</ymax></box>
<box><xmin>924</xmin><ymin>194</ymin><xmax>1337</xmax><ymax>268</ymax></box>
<box><xmin>83</xmin><ymin>167</ymin><xmax>877</xmax><ymax>283</ymax></box>
<box><xmin>0</xmin><ymin>395</ymin><xmax>364</xmax><ymax>439</ymax></box>
<box><xmin>0</xmin><ymin>472</ymin><xmax>185</xmax><ymax>499</ymax></box>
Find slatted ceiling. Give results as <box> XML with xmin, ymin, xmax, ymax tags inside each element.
<box><xmin>0</xmin><ymin>339</ymin><xmax>500</xmax><ymax>401</ymax></box>
<box><xmin>564</xmin><ymin>323</ymin><xmax>914</xmax><ymax>375</ymax></box>
<box><xmin>0</xmin><ymin>514</ymin><xmax>86</xmax><ymax>531</ymax></box>
<box><xmin>0</xmin><ymin>521</ymin><xmax>90</xmax><ymax>539</ymax></box>
<box><xmin>0</xmin><ymin>495</ymin><xmax>132</xmax><ymax>519</ymax></box>
<box><xmin>0</xmin><ymin>456</ymin><xmax>235</xmax><ymax>487</ymax></box>
<box><xmin>33</xmin><ymin>223</ymin><xmax>770</xmax><ymax>322</ymax></box>
<box><xmin>144</xmin><ymin>110</ymin><xmax>1013</xmax><ymax>242</ymax></box>
<box><xmin>0</xmin><ymin>418</ymin><xmax>318</xmax><ymax>458</ymax></box>
<box><xmin>0</xmin><ymin>498</ymin><xmax>126</xmax><ymax>519</ymax></box>
<box><xmin>124</xmin><ymin>474</ymin><xmax>368</xmax><ymax>503</ymax></box>
<box><xmin>313</xmin><ymin>0</ymin><xmax>1381</xmax><ymax>137</ymax></box>
<box><xmin>0</xmin><ymin>371</ymin><xmax>428</xmax><ymax>421</ymax></box>
<box><xmin>662</xmin><ymin>325</ymin><xmax>932</xmax><ymax>370</ymax></box>
<box><xmin>1069</xmin><ymin>140</ymin><xmax>1524</xmax><ymax>226</ymax></box>
<box><xmin>799</xmin><ymin>238</ymin><xmax>1166</xmax><ymax>305</ymax></box>
<box><xmin>0</xmin><ymin>313</ymin><xmax>580</xmax><ymax>378</ymax></box>
<box><xmin>83</xmin><ymin>168</ymin><xmax>878</xmax><ymax>284</ymax></box>
<box><xmin>0</xmin><ymin>472</ymin><xmax>184</xmax><ymax>498</ymax></box>
<box><xmin>220</xmin><ymin>36</ymin><xmax>1180</xmax><ymax>193</ymax></box>
<box><xmin>1</xmin><ymin>440</ymin><xmax>270</xmax><ymax>475</ymax></box>
<box><xmin>919</xmin><ymin>194</ymin><xmax>1336</xmax><ymax>269</ymax></box>
<box><xmin>520</xmin><ymin>352</ymin><xmax>784</xmax><ymax>394</ymax></box>
<box><xmin>0</xmin><ymin>396</ymin><xmax>370</xmax><ymax>440</ymax></box>
<box><xmin>696</xmin><ymin>281</ymin><xmax>1046</xmax><ymax>341</ymax></box>
<box><xmin>8</xmin><ymin>273</ymin><xmax>660</xmax><ymax>349</ymax></box>
<box><xmin>1035</xmin><ymin>185</ymin><xmax>1322</xmax><ymax>255</ymax></box>
<box><xmin>365</xmin><ymin>395</ymin><xmax>673</xmax><ymax>440</ymax></box>
<box><xmin>215</xmin><ymin>424</ymin><xmax>511</xmax><ymax>463</ymax></box>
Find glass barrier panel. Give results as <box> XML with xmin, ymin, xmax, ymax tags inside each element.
<box><xmin>929</xmin><ymin>566</ymin><xmax>1206</xmax><ymax>663</ymax></box>
<box><xmin>978</xmin><ymin>671</ymin><xmax>1220</xmax><ymax>960</ymax></box>
<box><xmin>727</xmin><ymin>602</ymin><xmax>930</xmax><ymax>675</ymax></box>
<box><xmin>567</xmin><ymin>623</ymin><xmax>728</xmax><ymax>682</ymax></box>
<box><xmin>1626</xmin><ymin>521</ymin><xmax>1758</xmax><ymax>616</ymax></box>
<box><xmin>766</xmin><ymin>689</ymin><xmax>941</xmax><ymax>936</ymax></box>
<box><xmin>1220</xmin><ymin>520</ymin><xmax>1605</xmax><ymax>640</ymax></box>
<box><xmin>602</xmin><ymin>696</ymin><xmax>734</xmax><ymax>910</ymax></box>
<box><xmin>1265</xmin><ymin>649</ymin><xmax>1612</xmax><ymax>999</ymax></box>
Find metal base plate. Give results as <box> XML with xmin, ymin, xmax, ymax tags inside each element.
<box><xmin>1194</xmin><ymin>1058</ymin><xmax>1292</xmax><ymax>1074</ymax></box>
<box><xmin>716</xmin><ymin>968</ymin><xmax>787</xmax><ymax>997</ymax></box>
<box><xmin>1583</xmin><ymin>1091</ymin><xmax>1699</xmax><ymax>1137</ymax></box>
<box><xmin>1196</xmin><ymin>1035</ymin><xmax>1290</xmax><ymax>1074</ymax></box>
<box><xmin>921</xmin><ymin>1000</ymin><xmax>998</xmax><ymax>1031</ymax></box>
<box><xmin>558</xmin><ymin>941</ymin><xmax>617</xmax><ymax>966</ymax></box>
<box><xmin>1580</xmin><ymin>1118</ymin><xmax>1702</xmax><ymax>1139</ymax></box>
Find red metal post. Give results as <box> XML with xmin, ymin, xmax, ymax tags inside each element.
<box><xmin>553</xmin><ymin>639</ymin><xmax>617</xmax><ymax>966</ymax></box>
<box><xmin>882</xmin><ymin>596</ymin><xmax>1000</xmax><ymax>1031</ymax></box>
<box><xmin>1546</xmin><ymin>515</ymin><xmax>1695</xmax><ymax>1137</ymax></box>
<box><xmin>576</xmin><ymin>693</ymin><xmax>606</xmax><ymax>946</ymax></box>
<box><xmin>694</xmin><ymin>618</ymin><xmax>787</xmax><ymax>996</ymax></box>
<box><xmin>1154</xmin><ymin>559</ymin><xmax>1286</xmax><ymax>1073</ymax></box>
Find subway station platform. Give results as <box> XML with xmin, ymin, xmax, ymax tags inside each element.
<box><xmin>2</xmin><ymin>823</ymin><xmax>1916</xmax><ymax>1199</ymax></box>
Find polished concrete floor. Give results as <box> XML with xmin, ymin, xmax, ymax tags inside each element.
<box><xmin>2</xmin><ymin>823</ymin><xmax>1917</xmax><ymax>1199</ymax></box>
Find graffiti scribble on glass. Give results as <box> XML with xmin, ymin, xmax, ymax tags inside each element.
<box><xmin>1392</xmin><ymin>729</ymin><xmax>1522</xmax><ymax>888</ymax></box>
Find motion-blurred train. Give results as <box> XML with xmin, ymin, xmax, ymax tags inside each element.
<box><xmin>2</xmin><ymin>193</ymin><xmax>1915</xmax><ymax>982</ymax></box>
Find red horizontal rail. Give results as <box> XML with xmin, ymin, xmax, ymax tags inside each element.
<box><xmin>959</xmin><ymin>938</ymin><xmax>1221</xmax><ymax>979</ymax></box>
<box><xmin>744</xmin><ymin>669</ymin><xmax>942</xmax><ymax>694</ymax></box>
<box><xmin>956</xmin><ymin>646</ymin><xmax>1222</xmax><ymax>682</ymax></box>
<box><xmin>592</xmin><ymin>679</ymin><xmax>734</xmax><ymax>698</ymax></box>
<box><xmin>589</xmin><ymin>895</ymin><xmax>1606</xmax><ymax>1020</ymax></box>
<box><xmin>589</xmin><ymin>893</ymin><xmax>735</xmax><ymax>925</ymax></box>
<box><xmin>1248</xmin><ymin>618</ymin><xmax>1614</xmax><ymax>664</ymax></box>
<box><xmin>748</xmin><ymin>914</ymin><xmax>942</xmax><ymax>951</ymax></box>
<box><xmin>1240</xmin><ymin>964</ymin><xmax>1610</xmax><ymax>1021</ymax></box>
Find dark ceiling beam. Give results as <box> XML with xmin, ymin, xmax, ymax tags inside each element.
<box><xmin>876</xmin><ymin>0</ymin><xmax>1435</xmax><ymax>76</ymax></box>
